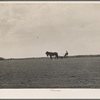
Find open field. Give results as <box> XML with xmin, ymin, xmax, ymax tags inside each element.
<box><xmin>0</xmin><ymin>56</ymin><xmax>100</xmax><ymax>88</ymax></box>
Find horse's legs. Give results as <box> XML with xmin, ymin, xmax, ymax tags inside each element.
<box><xmin>56</xmin><ymin>54</ymin><xmax>58</xmax><ymax>59</ymax></box>
<box><xmin>50</xmin><ymin>56</ymin><xmax>52</xmax><ymax>59</ymax></box>
<box><xmin>55</xmin><ymin>55</ymin><xmax>58</xmax><ymax>59</ymax></box>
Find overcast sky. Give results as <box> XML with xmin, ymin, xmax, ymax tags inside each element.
<box><xmin>0</xmin><ymin>2</ymin><xmax>100</xmax><ymax>58</ymax></box>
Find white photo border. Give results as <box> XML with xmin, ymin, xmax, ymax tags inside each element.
<box><xmin>0</xmin><ymin>1</ymin><xmax>100</xmax><ymax>99</ymax></box>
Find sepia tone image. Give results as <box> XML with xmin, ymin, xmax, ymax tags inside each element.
<box><xmin>0</xmin><ymin>99</ymin><xmax>97</xmax><ymax>100</ymax></box>
<box><xmin>0</xmin><ymin>99</ymin><xmax>100</xmax><ymax>100</ymax></box>
<box><xmin>0</xmin><ymin>2</ymin><xmax>100</xmax><ymax>88</ymax></box>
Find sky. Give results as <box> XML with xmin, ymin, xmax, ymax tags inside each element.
<box><xmin>0</xmin><ymin>2</ymin><xmax>100</xmax><ymax>58</ymax></box>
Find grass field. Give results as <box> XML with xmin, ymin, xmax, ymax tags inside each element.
<box><xmin>0</xmin><ymin>56</ymin><xmax>100</xmax><ymax>88</ymax></box>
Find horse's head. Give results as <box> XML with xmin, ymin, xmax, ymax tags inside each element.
<box><xmin>45</xmin><ymin>51</ymin><xmax>49</xmax><ymax>56</ymax></box>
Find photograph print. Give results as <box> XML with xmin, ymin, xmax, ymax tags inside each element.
<box><xmin>0</xmin><ymin>2</ymin><xmax>100</xmax><ymax>88</ymax></box>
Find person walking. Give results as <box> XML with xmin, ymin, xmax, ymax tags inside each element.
<box><xmin>64</xmin><ymin>51</ymin><xmax>68</xmax><ymax>57</ymax></box>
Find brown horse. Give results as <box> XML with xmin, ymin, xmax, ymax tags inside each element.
<box><xmin>45</xmin><ymin>51</ymin><xmax>58</xmax><ymax>59</ymax></box>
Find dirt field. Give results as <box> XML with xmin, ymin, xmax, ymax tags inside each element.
<box><xmin>0</xmin><ymin>56</ymin><xmax>100</xmax><ymax>88</ymax></box>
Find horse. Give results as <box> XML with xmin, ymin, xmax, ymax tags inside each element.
<box><xmin>45</xmin><ymin>51</ymin><xmax>58</xmax><ymax>59</ymax></box>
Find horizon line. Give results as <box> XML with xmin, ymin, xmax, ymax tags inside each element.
<box><xmin>1</xmin><ymin>54</ymin><xmax>100</xmax><ymax>59</ymax></box>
